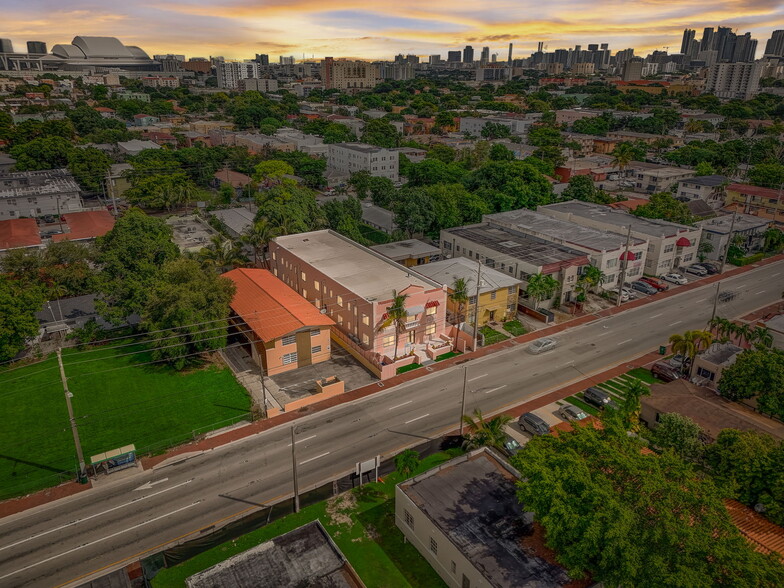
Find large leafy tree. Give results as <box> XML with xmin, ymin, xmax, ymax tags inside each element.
<box><xmin>651</xmin><ymin>413</ymin><xmax>704</xmax><ymax>460</ymax></box>
<box><xmin>560</xmin><ymin>175</ymin><xmax>615</xmax><ymax>204</ymax></box>
<box><xmin>67</xmin><ymin>146</ymin><xmax>112</xmax><ymax>193</ymax></box>
<box><xmin>361</xmin><ymin>118</ymin><xmax>400</xmax><ymax>148</ymax></box>
<box><xmin>511</xmin><ymin>426</ymin><xmax>784</xmax><ymax>587</ymax></box>
<box><xmin>9</xmin><ymin>136</ymin><xmax>74</xmax><ymax>170</ymax></box>
<box><xmin>719</xmin><ymin>348</ymin><xmax>784</xmax><ymax>419</ymax></box>
<box><xmin>0</xmin><ymin>276</ymin><xmax>45</xmax><ymax>361</ymax></box>
<box><xmin>465</xmin><ymin>161</ymin><xmax>553</xmax><ymax>212</ymax></box>
<box><xmin>96</xmin><ymin>208</ymin><xmax>180</xmax><ymax>323</ymax></box>
<box><xmin>633</xmin><ymin>192</ymin><xmax>696</xmax><ymax>225</ymax></box>
<box><xmin>142</xmin><ymin>258</ymin><xmax>236</xmax><ymax>370</ymax></box>
<box><xmin>125</xmin><ymin>172</ymin><xmax>199</xmax><ymax>211</ymax></box>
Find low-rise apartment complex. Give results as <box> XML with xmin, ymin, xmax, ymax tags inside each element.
<box><xmin>0</xmin><ymin>168</ymin><xmax>83</xmax><ymax>220</ymax></box>
<box><xmin>327</xmin><ymin>143</ymin><xmax>399</xmax><ymax>183</ymax></box>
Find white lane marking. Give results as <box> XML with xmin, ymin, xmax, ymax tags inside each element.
<box><xmin>299</xmin><ymin>451</ymin><xmax>330</xmax><ymax>465</ymax></box>
<box><xmin>134</xmin><ymin>478</ymin><xmax>168</xmax><ymax>492</ymax></box>
<box><xmin>756</xmin><ymin>290</ymin><xmax>766</xmax><ymax>295</ymax></box>
<box><xmin>0</xmin><ymin>501</ymin><xmax>202</xmax><ymax>580</ymax></box>
<box><xmin>616</xmin><ymin>338</ymin><xmax>632</xmax><ymax>346</ymax></box>
<box><xmin>772</xmin><ymin>273</ymin><xmax>780</xmax><ymax>277</ymax></box>
<box><xmin>405</xmin><ymin>414</ymin><xmax>430</xmax><ymax>424</ymax></box>
<box><xmin>286</xmin><ymin>434</ymin><xmax>317</xmax><ymax>447</ymax></box>
<box><xmin>694</xmin><ymin>299</ymin><xmax>706</xmax><ymax>303</ymax></box>
<box><xmin>388</xmin><ymin>400</ymin><xmax>413</xmax><ymax>411</ymax></box>
<box><xmin>0</xmin><ymin>478</ymin><xmax>194</xmax><ymax>554</ymax></box>
<box><xmin>468</xmin><ymin>373</ymin><xmax>488</xmax><ymax>382</ymax></box>
<box><xmin>669</xmin><ymin>321</ymin><xmax>683</xmax><ymax>326</ymax></box>
<box><xmin>650</xmin><ymin>313</ymin><xmax>663</xmax><ymax>319</ymax></box>
<box><xmin>484</xmin><ymin>385</ymin><xmax>507</xmax><ymax>394</ymax></box>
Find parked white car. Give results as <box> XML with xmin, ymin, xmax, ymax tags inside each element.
<box><xmin>684</xmin><ymin>265</ymin><xmax>708</xmax><ymax>277</ymax></box>
<box><xmin>528</xmin><ymin>338</ymin><xmax>558</xmax><ymax>354</ymax></box>
<box><xmin>663</xmin><ymin>273</ymin><xmax>687</xmax><ymax>285</ymax></box>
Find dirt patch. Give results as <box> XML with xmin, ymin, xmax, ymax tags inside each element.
<box><xmin>326</xmin><ymin>491</ymin><xmax>357</xmax><ymax>529</ymax></box>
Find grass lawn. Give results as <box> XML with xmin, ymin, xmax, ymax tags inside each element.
<box><xmin>502</xmin><ymin>320</ymin><xmax>527</xmax><ymax>337</ymax></box>
<box><xmin>566</xmin><ymin>395</ymin><xmax>600</xmax><ymax>416</ymax></box>
<box><xmin>479</xmin><ymin>326</ymin><xmax>509</xmax><ymax>346</ymax></box>
<box><xmin>396</xmin><ymin>363</ymin><xmax>422</xmax><ymax>374</ymax></box>
<box><xmin>358</xmin><ymin>224</ymin><xmax>390</xmax><ymax>245</ymax></box>
<box><xmin>151</xmin><ymin>453</ymin><xmax>456</xmax><ymax>588</ymax></box>
<box><xmin>626</xmin><ymin>368</ymin><xmax>657</xmax><ymax>384</ymax></box>
<box><xmin>434</xmin><ymin>351</ymin><xmax>461</xmax><ymax>362</ymax></box>
<box><xmin>0</xmin><ymin>342</ymin><xmax>250</xmax><ymax>499</ymax></box>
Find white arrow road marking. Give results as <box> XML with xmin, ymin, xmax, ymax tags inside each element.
<box><xmin>0</xmin><ymin>501</ymin><xmax>202</xmax><ymax>580</ymax></box>
<box><xmin>0</xmin><ymin>478</ymin><xmax>194</xmax><ymax>554</ymax></box>
<box><xmin>405</xmin><ymin>414</ymin><xmax>430</xmax><ymax>424</ymax></box>
<box><xmin>133</xmin><ymin>477</ymin><xmax>168</xmax><ymax>492</ymax></box>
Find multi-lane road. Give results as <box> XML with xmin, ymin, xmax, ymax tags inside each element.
<box><xmin>1</xmin><ymin>261</ymin><xmax>782</xmax><ymax>587</ymax></box>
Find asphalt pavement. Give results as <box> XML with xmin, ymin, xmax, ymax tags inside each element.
<box><xmin>0</xmin><ymin>260</ymin><xmax>782</xmax><ymax>588</ymax></box>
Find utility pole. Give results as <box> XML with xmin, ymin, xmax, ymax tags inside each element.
<box><xmin>260</xmin><ymin>367</ymin><xmax>269</xmax><ymax>419</ymax></box>
<box><xmin>290</xmin><ymin>426</ymin><xmax>299</xmax><ymax>513</ymax></box>
<box><xmin>710</xmin><ymin>281</ymin><xmax>721</xmax><ymax>322</ymax></box>
<box><xmin>57</xmin><ymin>348</ymin><xmax>86</xmax><ymax>481</ymax></box>
<box><xmin>718</xmin><ymin>212</ymin><xmax>737</xmax><ymax>275</ymax></box>
<box><xmin>616</xmin><ymin>225</ymin><xmax>632</xmax><ymax>308</ymax></box>
<box><xmin>472</xmin><ymin>261</ymin><xmax>482</xmax><ymax>350</ymax></box>
<box><xmin>458</xmin><ymin>367</ymin><xmax>468</xmax><ymax>436</ymax></box>
<box><xmin>106</xmin><ymin>171</ymin><xmax>118</xmax><ymax>218</ymax></box>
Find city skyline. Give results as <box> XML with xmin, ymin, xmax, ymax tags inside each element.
<box><xmin>4</xmin><ymin>0</ymin><xmax>784</xmax><ymax>61</ymax></box>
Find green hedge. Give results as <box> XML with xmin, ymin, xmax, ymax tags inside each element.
<box><xmin>729</xmin><ymin>252</ymin><xmax>765</xmax><ymax>266</ymax></box>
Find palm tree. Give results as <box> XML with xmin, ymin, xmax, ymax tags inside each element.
<box><xmin>198</xmin><ymin>235</ymin><xmax>247</xmax><ymax>272</ymax></box>
<box><xmin>669</xmin><ymin>330</ymin><xmax>713</xmax><ymax>375</ymax></box>
<box><xmin>449</xmin><ymin>277</ymin><xmax>470</xmax><ymax>324</ymax></box>
<box><xmin>525</xmin><ymin>273</ymin><xmax>560</xmax><ymax>310</ymax></box>
<box><xmin>732</xmin><ymin>323</ymin><xmax>753</xmax><ymax>347</ymax></box>
<box><xmin>749</xmin><ymin>326</ymin><xmax>774</xmax><ymax>349</ymax></box>
<box><xmin>708</xmin><ymin>316</ymin><xmax>734</xmax><ymax>341</ymax></box>
<box><xmin>242</xmin><ymin>219</ymin><xmax>278</xmax><ymax>267</ymax></box>
<box><xmin>610</xmin><ymin>143</ymin><xmax>637</xmax><ymax>177</ymax></box>
<box><xmin>460</xmin><ymin>408</ymin><xmax>513</xmax><ymax>449</ymax></box>
<box><xmin>581</xmin><ymin>264</ymin><xmax>606</xmax><ymax>294</ymax></box>
<box><xmin>621</xmin><ymin>379</ymin><xmax>650</xmax><ymax>431</ymax></box>
<box><xmin>378</xmin><ymin>290</ymin><xmax>409</xmax><ymax>360</ymax></box>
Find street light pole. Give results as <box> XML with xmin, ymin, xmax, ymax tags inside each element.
<box><xmin>290</xmin><ymin>426</ymin><xmax>300</xmax><ymax>513</ymax></box>
<box><xmin>710</xmin><ymin>281</ymin><xmax>721</xmax><ymax>323</ymax></box>
<box><xmin>57</xmin><ymin>348</ymin><xmax>86</xmax><ymax>481</ymax></box>
<box><xmin>458</xmin><ymin>367</ymin><xmax>468</xmax><ymax>436</ymax></box>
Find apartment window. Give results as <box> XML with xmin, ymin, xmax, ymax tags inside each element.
<box><xmin>314</xmin><ymin>280</ymin><xmax>320</xmax><ymax>290</ymax></box>
<box><xmin>664</xmin><ymin>244</ymin><xmax>675</xmax><ymax>253</ymax></box>
<box><xmin>337</xmin><ymin>295</ymin><xmax>343</xmax><ymax>307</ymax></box>
<box><xmin>282</xmin><ymin>352</ymin><xmax>298</xmax><ymax>365</ymax></box>
<box><xmin>605</xmin><ymin>273</ymin><xmax>615</xmax><ymax>283</ymax></box>
<box><xmin>697</xmin><ymin>367</ymin><xmax>715</xmax><ymax>381</ymax></box>
<box><xmin>443</xmin><ymin>241</ymin><xmax>453</xmax><ymax>250</ymax></box>
<box><xmin>469</xmin><ymin>295</ymin><xmax>477</xmax><ymax>305</ymax></box>
<box><xmin>311</xmin><ymin>346</ymin><xmax>322</xmax><ymax>354</ymax></box>
<box><xmin>426</xmin><ymin>306</ymin><xmax>436</xmax><ymax>316</ymax></box>
<box><xmin>302</xmin><ymin>289</ymin><xmax>307</xmax><ymax>299</ymax></box>
<box><xmin>606</xmin><ymin>258</ymin><xmax>617</xmax><ymax>269</ymax></box>
<box><xmin>451</xmin><ymin>561</ymin><xmax>457</xmax><ymax>574</ymax></box>
<box><xmin>404</xmin><ymin>510</ymin><xmax>414</xmax><ymax>529</ymax></box>
<box><xmin>456</xmin><ymin>245</ymin><xmax>461</xmax><ymax>253</ymax></box>
<box><xmin>426</xmin><ymin>323</ymin><xmax>436</xmax><ymax>336</ymax></box>
<box><xmin>462</xmin><ymin>575</ymin><xmax>471</xmax><ymax>588</ymax></box>
<box><xmin>468</xmin><ymin>250</ymin><xmax>472</xmax><ymax>257</ymax></box>
<box><xmin>490</xmin><ymin>291</ymin><xmax>496</xmax><ymax>300</ymax></box>
<box><xmin>705</xmin><ymin>233</ymin><xmax>712</xmax><ymax>241</ymax></box>
<box><xmin>272</xmin><ymin>251</ymin><xmax>276</xmax><ymax>260</ymax></box>
<box><xmin>282</xmin><ymin>334</ymin><xmax>296</xmax><ymax>346</ymax></box>
<box><xmin>362</xmin><ymin>334</ymin><xmax>370</xmax><ymax>345</ymax></box>
<box><xmin>383</xmin><ymin>334</ymin><xmax>394</xmax><ymax>347</ymax></box>
<box><xmin>429</xmin><ymin>537</ymin><xmax>438</xmax><ymax>555</ymax></box>
<box><xmin>273</xmin><ymin>268</ymin><xmax>278</xmax><ymax>276</ymax></box>
<box><xmin>362</xmin><ymin>314</ymin><xmax>369</xmax><ymax>325</ymax></box>
<box><xmin>347</xmin><ymin>302</ymin><xmax>352</xmax><ymax>311</ymax></box>
<box><xmin>683</xmin><ymin>253</ymin><xmax>693</xmax><ymax>262</ymax></box>
<box><xmin>634</xmin><ymin>252</ymin><xmax>643</xmax><ymax>261</ymax></box>
<box><xmin>301</xmin><ymin>271</ymin><xmax>306</xmax><ymax>281</ymax></box>
<box><xmin>508</xmin><ymin>286</ymin><xmax>516</xmax><ymax>295</ymax></box>
<box><xmin>311</xmin><ymin>329</ymin><xmax>320</xmax><ymax>337</ymax></box>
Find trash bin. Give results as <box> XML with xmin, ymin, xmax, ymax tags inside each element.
<box><xmin>659</xmin><ymin>346</ymin><xmax>666</xmax><ymax>355</ymax></box>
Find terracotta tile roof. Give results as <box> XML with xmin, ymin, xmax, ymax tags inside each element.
<box><xmin>0</xmin><ymin>218</ymin><xmax>42</xmax><ymax>250</ymax></box>
<box><xmin>724</xmin><ymin>500</ymin><xmax>784</xmax><ymax>558</ymax></box>
<box><xmin>608</xmin><ymin>198</ymin><xmax>649</xmax><ymax>212</ymax></box>
<box><xmin>52</xmin><ymin>210</ymin><xmax>115</xmax><ymax>242</ymax></box>
<box><xmin>213</xmin><ymin>169</ymin><xmax>252</xmax><ymax>188</ymax></box>
<box><xmin>726</xmin><ymin>183</ymin><xmax>783</xmax><ymax>201</ymax></box>
<box><xmin>223</xmin><ymin>268</ymin><xmax>334</xmax><ymax>342</ymax></box>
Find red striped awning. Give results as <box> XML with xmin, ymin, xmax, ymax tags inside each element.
<box><xmin>619</xmin><ymin>251</ymin><xmax>636</xmax><ymax>261</ymax></box>
<box><xmin>425</xmin><ymin>300</ymin><xmax>440</xmax><ymax>308</ymax></box>
<box><xmin>676</xmin><ymin>237</ymin><xmax>691</xmax><ymax>247</ymax></box>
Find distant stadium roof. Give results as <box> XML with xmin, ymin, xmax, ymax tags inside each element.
<box><xmin>46</xmin><ymin>36</ymin><xmax>154</xmax><ymax>68</ymax></box>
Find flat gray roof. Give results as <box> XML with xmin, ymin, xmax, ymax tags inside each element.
<box><xmin>540</xmin><ymin>200</ymin><xmax>693</xmax><ymax>238</ymax></box>
<box><xmin>443</xmin><ymin>224</ymin><xmax>589</xmax><ymax>269</ymax></box>
<box><xmin>210</xmin><ymin>206</ymin><xmax>256</xmax><ymax>236</ymax></box>
<box><xmin>370</xmin><ymin>239</ymin><xmax>440</xmax><ymax>260</ymax></box>
<box><xmin>700</xmin><ymin>342</ymin><xmax>743</xmax><ymax>365</ymax></box>
<box><xmin>331</xmin><ymin>142</ymin><xmax>388</xmax><ymax>154</ymax></box>
<box><xmin>679</xmin><ymin>175</ymin><xmax>727</xmax><ymax>187</ymax></box>
<box><xmin>485</xmin><ymin>209</ymin><xmax>645</xmax><ymax>253</ymax></box>
<box><xmin>185</xmin><ymin>521</ymin><xmax>360</xmax><ymax>588</ymax></box>
<box><xmin>274</xmin><ymin>230</ymin><xmax>442</xmax><ymax>302</ymax></box>
<box><xmin>399</xmin><ymin>450</ymin><xmax>570</xmax><ymax>588</ymax></box>
<box><xmin>413</xmin><ymin>257</ymin><xmax>521</xmax><ymax>293</ymax></box>
<box><xmin>696</xmin><ymin>213</ymin><xmax>768</xmax><ymax>234</ymax></box>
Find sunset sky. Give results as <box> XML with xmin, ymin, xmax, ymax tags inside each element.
<box><xmin>4</xmin><ymin>0</ymin><xmax>784</xmax><ymax>61</ymax></box>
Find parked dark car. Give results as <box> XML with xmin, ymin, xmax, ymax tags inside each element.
<box><xmin>695</xmin><ymin>262</ymin><xmax>720</xmax><ymax>275</ymax></box>
<box><xmin>640</xmin><ymin>277</ymin><xmax>669</xmax><ymax>291</ymax></box>
<box><xmin>630</xmin><ymin>280</ymin><xmax>658</xmax><ymax>295</ymax></box>
<box><xmin>500</xmin><ymin>436</ymin><xmax>522</xmax><ymax>457</ymax></box>
<box><xmin>518</xmin><ymin>412</ymin><xmax>550</xmax><ymax>436</ymax></box>
<box><xmin>582</xmin><ymin>387</ymin><xmax>619</xmax><ymax>410</ymax></box>
<box><xmin>652</xmin><ymin>362</ymin><xmax>682</xmax><ymax>382</ymax></box>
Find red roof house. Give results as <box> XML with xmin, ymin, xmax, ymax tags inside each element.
<box><xmin>0</xmin><ymin>218</ymin><xmax>43</xmax><ymax>251</ymax></box>
<box><xmin>223</xmin><ymin>268</ymin><xmax>335</xmax><ymax>375</ymax></box>
<box><xmin>52</xmin><ymin>210</ymin><xmax>115</xmax><ymax>243</ymax></box>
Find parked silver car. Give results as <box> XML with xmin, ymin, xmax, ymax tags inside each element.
<box><xmin>528</xmin><ymin>337</ymin><xmax>558</xmax><ymax>354</ymax></box>
<box><xmin>663</xmin><ymin>273</ymin><xmax>687</xmax><ymax>285</ymax></box>
<box><xmin>558</xmin><ymin>404</ymin><xmax>588</xmax><ymax>422</ymax></box>
<box><xmin>684</xmin><ymin>264</ymin><xmax>708</xmax><ymax>277</ymax></box>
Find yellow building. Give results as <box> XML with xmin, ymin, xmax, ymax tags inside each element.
<box><xmin>413</xmin><ymin>257</ymin><xmax>521</xmax><ymax>326</ymax></box>
<box><xmin>725</xmin><ymin>183</ymin><xmax>784</xmax><ymax>223</ymax></box>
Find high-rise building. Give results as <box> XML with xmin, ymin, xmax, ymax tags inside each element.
<box><xmin>765</xmin><ymin>30</ymin><xmax>784</xmax><ymax>57</ymax></box>
<box><xmin>429</xmin><ymin>54</ymin><xmax>442</xmax><ymax>65</ymax></box>
<box><xmin>621</xmin><ymin>58</ymin><xmax>644</xmax><ymax>81</ymax></box>
<box><xmin>702</xmin><ymin>27</ymin><xmax>715</xmax><ymax>50</ymax></box>
<box><xmin>217</xmin><ymin>61</ymin><xmax>262</xmax><ymax>89</ymax></box>
<box><xmin>26</xmin><ymin>41</ymin><xmax>47</xmax><ymax>54</ymax></box>
<box><xmin>463</xmin><ymin>45</ymin><xmax>474</xmax><ymax>63</ymax></box>
<box><xmin>705</xmin><ymin>61</ymin><xmax>764</xmax><ymax>100</ymax></box>
<box><xmin>405</xmin><ymin>54</ymin><xmax>419</xmax><ymax>64</ymax></box>
<box><xmin>480</xmin><ymin>46</ymin><xmax>490</xmax><ymax>64</ymax></box>
<box><xmin>0</xmin><ymin>39</ymin><xmax>14</xmax><ymax>53</ymax></box>
<box><xmin>255</xmin><ymin>54</ymin><xmax>269</xmax><ymax>65</ymax></box>
<box><xmin>279</xmin><ymin>55</ymin><xmax>295</xmax><ymax>65</ymax></box>
<box><xmin>321</xmin><ymin>57</ymin><xmax>381</xmax><ymax>91</ymax></box>
<box><xmin>732</xmin><ymin>33</ymin><xmax>757</xmax><ymax>62</ymax></box>
<box><xmin>447</xmin><ymin>50</ymin><xmax>461</xmax><ymax>62</ymax></box>
<box><xmin>681</xmin><ymin>29</ymin><xmax>696</xmax><ymax>54</ymax></box>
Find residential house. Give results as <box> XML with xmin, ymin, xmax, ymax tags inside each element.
<box><xmin>632</xmin><ymin>163</ymin><xmax>695</xmax><ymax>194</ymax></box>
<box><xmin>210</xmin><ymin>206</ymin><xmax>257</xmax><ymax>239</ymax></box>
<box><xmin>695</xmin><ymin>214</ymin><xmax>768</xmax><ymax>261</ymax></box>
<box><xmin>212</xmin><ymin>168</ymin><xmax>253</xmax><ymax>198</ymax></box>
<box><xmin>676</xmin><ymin>175</ymin><xmax>728</xmax><ymax>210</ymax></box>
<box><xmin>132</xmin><ymin>113</ymin><xmax>159</xmax><ymax>127</ymax></box>
<box><xmin>640</xmin><ymin>379</ymin><xmax>784</xmax><ymax>442</ymax></box>
<box><xmin>106</xmin><ymin>163</ymin><xmax>132</xmax><ymax>202</ymax></box>
<box><xmin>360</xmin><ymin>202</ymin><xmax>397</xmax><ymax>235</ymax></box>
<box><xmin>396</xmin><ymin>448</ymin><xmax>571</xmax><ymax>588</ymax></box>
<box><xmin>326</xmin><ymin>143</ymin><xmax>399</xmax><ymax>183</ymax></box>
<box><xmin>0</xmin><ymin>218</ymin><xmax>43</xmax><ymax>251</ymax></box>
<box><xmin>52</xmin><ymin>210</ymin><xmax>115</xmax><ymax>243</ymax></box>
<box><xmin>223</xmin><ymin>268</ymin><xmax>335</xmax><ymax>376</ymax></box>
<box><xmin>691</xmin><ymin>342</ymin><xmax>744</xmax><ymax>389</ymax></box>
<box><xmin>0</xmin><ymin>168</ymin><xmax>83</xmax><ymax>220</ymax></box>
<box><xmin>724</xmin><ymin>183</ymin><xmax>784</xmax><ymax>223</ymax></box>
<box><xmin>413</xmin><ymin>257</ymin><xmax>521</xmax><ymax>326</ymax></box>
<box><xmin>269</xmin><ymin>230</ymin><xmax>449</xmax><ymax>376</ymax></box>
<box><xmin>483</xmin><ymin>209</ymin><xmax>648</xmax><ymax>289</ymax></box>
<box><xmin>538</xmin><ymin>200</ymin><xmax>701</xmax><ymax>276</ymax></box>
<box><xmin>117</xmin><ymin>139</ymin><xmax>161</xmax><ymax>157</ymax></box>
<box><xmin>370</xmin><ymin>239</ymin><xmax>440</xmax><ymax>267</ymax></box>
<box><xmin>440</xmin><ymin>223</ymin><xmax>590</xmax><ymax>307</ymax></box>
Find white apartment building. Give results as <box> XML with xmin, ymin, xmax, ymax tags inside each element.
<box><xmin>326</xmin><ymin>143</ymin><xmax>399</xmax><ymax>182</ymax></box>
<box><xmin>0</xmin><ymin>169</ymin><xmax>83</xmax><ymax>220</ymax></box>
<box><xmin>705</xmin><ymin>61</ymin><xmax>764</xmax><ymax>100</ymax></box>
<box><xmin>216</xmin><ymin>61</ymin><xmax>262</xmax><ymax>89</ymax></box>
<box><xmin>238</xmin><ymin>78</ymin><xmax>279</xmax><ymax>93</ymax></box>
<box><xmin>458</xmin><ymin>115</ymin><xmax>534</xmax><ymax>138</ymax></box>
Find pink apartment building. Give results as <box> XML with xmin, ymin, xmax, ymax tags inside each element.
<box><xmin>269</xmin><ymin>230</ymin><xmax>450</xmax><ymax>377</ymax></box>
